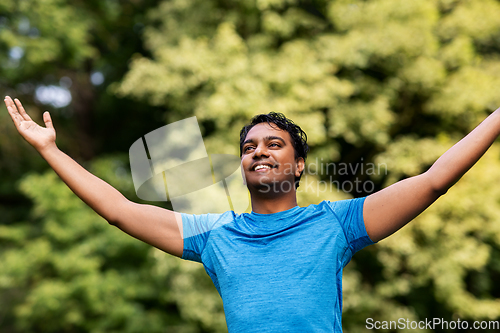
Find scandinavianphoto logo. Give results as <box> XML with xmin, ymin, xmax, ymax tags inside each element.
<box><xmin>129</xmin><ymin>116</ymin><xmax>250</xmax><ymax>215</ymax></box>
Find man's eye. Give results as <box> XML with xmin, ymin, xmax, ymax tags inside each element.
<box><xmin>244</xmin><ymin>146</ymin><xmax>254</xmax><ymax>152</ymax></box>
<box><xmin>269</xmin><ymin>143</ymin><xmax>281</xmax><ymax>147</ymax></box>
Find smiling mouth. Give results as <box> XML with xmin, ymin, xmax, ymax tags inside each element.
<box><xmin>252</xmin><ymin>164</ymin><xmax>276</xmax><ymax>172</ymax></box>
<box><xmin>254</xmin><ymin>165</ymin><xmax>271</xmax><ymax>172</ymax></box>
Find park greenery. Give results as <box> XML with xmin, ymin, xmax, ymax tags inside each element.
<box><xmin>1</xmin><ymin>0</ymin><xmax>500</xmax><ymax>332</ymax></box>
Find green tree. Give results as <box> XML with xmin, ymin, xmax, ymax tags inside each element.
<box><xmin>0</xmin><ymin>0</ymin><xmax>165</xmax><ymax>225</ymax></box>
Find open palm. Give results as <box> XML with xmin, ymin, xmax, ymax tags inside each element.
<box><xmin>4</xmin><ymin>96</ymin><xmax>56</xmax><ymax>152</ymax></box>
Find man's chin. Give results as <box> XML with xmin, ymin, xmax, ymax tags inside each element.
<box><xmin>247</xmin><ymin>178</ymin><xmax>296</xmax><ymax>195</ymax></box>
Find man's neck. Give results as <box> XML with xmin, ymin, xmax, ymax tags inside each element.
<box><xmin>249</xmin><ymin>190</ymin><xmax>299</xmax><ymax>214</ymax></box>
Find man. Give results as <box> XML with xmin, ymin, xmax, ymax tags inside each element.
<box><xmin>5</xmin><ymin>95</ymin><xmax>500</xmax><ymax>332</ymax></box>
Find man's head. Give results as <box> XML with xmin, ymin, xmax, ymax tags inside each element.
<box><xmin>239</xmin><ymin>112</ymin><xmax>309</xmax><ymax>190</ymax></box>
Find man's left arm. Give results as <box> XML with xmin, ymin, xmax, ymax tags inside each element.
<box><xmin>364</xmin><ymin>107</ymin><xmax>500</xmax><ymax>242</ymax></box>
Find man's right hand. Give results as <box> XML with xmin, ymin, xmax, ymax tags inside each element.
<box><xmin>4</xmin><ymin>96</ymin><xmax>56</xmax><ymax>153</ymax></box>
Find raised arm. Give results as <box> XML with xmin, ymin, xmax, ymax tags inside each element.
<box><xmin>364</xmin><ymin>107</ymin><xmax>500</xmax><ymax>242</ymax></box>
<box><xmin>4</xmin><ymin>96</ymin><xmax>183</xmax><ymax>257</ymax></box>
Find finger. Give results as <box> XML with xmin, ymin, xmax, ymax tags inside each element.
<box><xmin>4</xmin><ymin>97</ymin><xmax>23</xmax><ymax>128</ymax></box>
<box><xmin>14</xmin><ymin>98</ymin><xmax>33</xmax><ymax>122</ymax></box>
<box><xmin>4</xmin><ymin>96</ymin><xmax>16</xmax><ymax>110</ymax></box>
<box><xmin>43</xmin><ymin>111</ymin><xmax>54</xmax><ymax>130</ymax></box>
<box><xmin>5</xmin><ymin>96</ymin><xmax>23</xmax><ymax>119</ymax></box>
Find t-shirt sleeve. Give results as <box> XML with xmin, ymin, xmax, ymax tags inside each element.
<box><xmin>328</xmin><ymin>196</ymin><xmax>375</xmax><ymax>256</ymax></box>
<box><xmin>181</xmin><ymin>213</ymin><xmax>222</xmax><ymax>263</ymax></box>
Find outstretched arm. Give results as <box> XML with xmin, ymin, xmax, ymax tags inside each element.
<box><xmin>364</xmin><ymin>108</ymin><xmax>500</xmax><ymax>242</ymax></box>
<box><xmin>4</xmin><ymin>96</ymin><xmax>184</xmax><ymax>257</ymax></box>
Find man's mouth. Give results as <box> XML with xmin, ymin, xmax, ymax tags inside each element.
<box><xmin>252</xmin><ymin>163</ymin><xmax>275</xmax><ymax>172</ymax></box>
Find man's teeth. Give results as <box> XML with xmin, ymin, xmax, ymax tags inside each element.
<box><xmin>255</xmin><ymin>165</ymin><xmax>272</xmax><ymax>171</ymax></box>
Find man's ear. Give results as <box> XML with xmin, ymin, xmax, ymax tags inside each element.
<box><xmin>295</xmin><ymin>157</ymin><xmax>305</xmax><ymax>177</ymax></box>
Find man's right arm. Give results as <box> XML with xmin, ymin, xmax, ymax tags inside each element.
<box><xmin>40</xmin><ymin>146</ymin><xmax>184</xmax><ymax>257</ymax></box>
<box><xmin>5</xmin><ymin>96</ymin><xmax>184</xmax><ymax>257</ymax></box>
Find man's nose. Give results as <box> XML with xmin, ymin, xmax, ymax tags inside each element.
<box><xmin>253</xmin><ymin>144</ymin><xmax>269</xmax><ymax>158</ymax></box>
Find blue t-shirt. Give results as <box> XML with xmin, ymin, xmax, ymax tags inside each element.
<box><xmin>181</xmin><ymin>197</ymin><xmax>374</xmax><ymax>332</ymax></box>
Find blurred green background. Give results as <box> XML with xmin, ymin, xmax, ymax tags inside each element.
<box><xmin>1</xmin><ymin>0</ymin><xmax>500</xmax><ymax>332</ymax></box>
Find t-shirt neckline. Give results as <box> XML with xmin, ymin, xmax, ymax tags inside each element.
<box><xmin>247</xmin><ymin>205</ymin><xmax>302</xmax><ymax>231</ymax></box>
<box><xmin>250</xmin><ymin>205</ymin><xmax>301</xmax><ymax>219</ymax></box>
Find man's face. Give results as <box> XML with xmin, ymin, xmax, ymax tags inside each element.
<box><xmin>241</xmin><ymin>123</ymin><xmax>304</xmax><ymax>194</ymax></box>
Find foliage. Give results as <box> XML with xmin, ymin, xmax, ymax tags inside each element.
<box><xmin>0</xmin><ymin>0</ymin><xmax>164</xmax><ymax>224</ymax></box>
<box><xmin>1</xmin><ymin>157</ymin><xmax>225</xmax><ymax>332</ymax></box>
<box><xmin>2</xmin><ymin>0</ymin><xmax>500</xmax><ymax>332</ymax></box>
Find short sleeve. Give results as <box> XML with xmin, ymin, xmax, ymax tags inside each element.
<box><xmin>328</xmin><ymin>197</ymin><xmax>375</xmax><ymax>255</ymax></box>
<box><xmin>181</xmin><ymin>213</ymin><xmax>222</xmax><ymax>263</ymax></box>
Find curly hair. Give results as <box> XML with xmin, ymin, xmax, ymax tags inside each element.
<box><xmin>239</xmin><ymin>112</ymin><xmax>309</xmax><ymax>188</ymax></box>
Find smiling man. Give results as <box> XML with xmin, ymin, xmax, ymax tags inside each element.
<box><xmin>5</xmin><ymin>96</ymin><xmax>500</xmax><ymax>332</ymax></box>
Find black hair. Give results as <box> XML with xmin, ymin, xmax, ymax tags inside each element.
<box><xmin>239</xmin><ymin>112</ymin><xmax>309</xmax><ymax>188</ymax></box>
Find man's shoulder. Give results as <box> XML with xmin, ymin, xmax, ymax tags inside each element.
<box><xmin>181</xmin><ymin>210</ymin><xmax>238</xmax><ymax>238</ymax></box>
<box><xmin>318</xmin><ymin>197</ymin><xmax>366</xmax><ymax>210</ymax></box>
<box><xmin>299</xmin><ymin>197</ymin><xmax>367</xmax><ymax>219</ymax></box>
<box><xmin>301</xmin><ymin>199</ymin><xmax>352</xmax><ymax>211</ymax></box>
